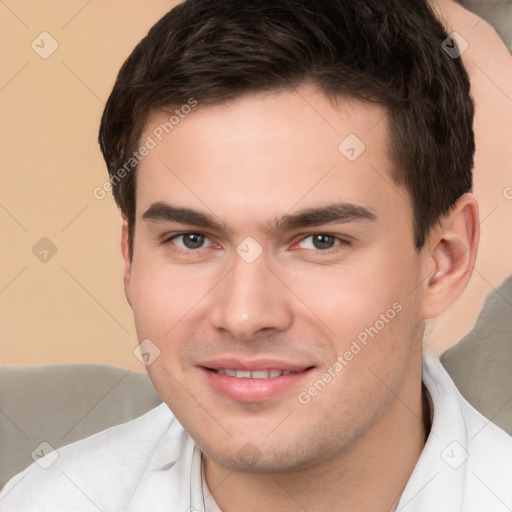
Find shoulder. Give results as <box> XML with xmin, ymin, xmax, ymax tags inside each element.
<box><xmin>459</xmin><ymin>393</ymin><xmax>512</xmax><ymax>508</ymax></box>
<box><xmin>422</xmin><ymin>353</ymin><xmax>512</xmax><ymax>511</ymax></box>
<box><xmin>0</xmin><ymin>404</ymin><xmax>183</xmax><ymax>512</ymax></box>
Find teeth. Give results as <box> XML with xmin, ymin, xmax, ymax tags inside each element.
<box><xmin>251</xmin><ymin>370</ymin><xmax>270</xmax><ymax>379</ymax></box>
<box><xmin>214</xmin><ymin>369</ymin><xmax>297</xmax><ymax>378</ymax></box>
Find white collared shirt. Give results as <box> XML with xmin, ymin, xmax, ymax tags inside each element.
<box><xmin>1</xmin><ymin>352</ymin><xmax>511</xmax><ymax>512</ymax></box>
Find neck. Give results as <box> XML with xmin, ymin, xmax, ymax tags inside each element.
<box><xmin>204</xmin><ymin>356</ymin><xmax>429</xmax><ymax>512</ymax></box>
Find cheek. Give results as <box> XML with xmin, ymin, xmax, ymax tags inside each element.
<box><xmin>129</xmin><ymin>253</ymin><xmax>211</xmax><ymax>337</ymax></box>
<box><xmin>282</xmin><ymin>253</ymin><xmax>416</xmax><ymax>341</ymax></box>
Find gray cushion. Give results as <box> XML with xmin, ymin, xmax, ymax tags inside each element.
<box><xmin>441</xmin><ymin>276</ymin><xmax>512</xmax><ymax>435</ymax></box>
<box><xmin>0</xmin><ymin>364</ymin><xmax>161</xmax><ymax>488</ymax></box>
<box><xmin>458</xmin><ymin>0</ymin><xmax>512</xmax><ymax>50</ymax></box>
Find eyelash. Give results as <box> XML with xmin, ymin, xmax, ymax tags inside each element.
<box><xmin>163</xmin><ymin>232</ymin><xmax>351</xmax><ymax>255</ymax></box>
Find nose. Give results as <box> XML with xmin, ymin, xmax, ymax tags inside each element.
<box><xmin>210</xmin><ymin>253</ymin><xmax>293</xmax><ymax>341</ymax></box>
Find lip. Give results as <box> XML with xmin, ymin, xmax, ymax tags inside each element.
<box><xmin>200</xmin><ymin>357</ymin><xmax>311</xmax><ymax>372</ymax></box>
<box><xmin>199</xmin><ymin>358</ymin><xmax>314</xmax><ymax>403</ymax></box>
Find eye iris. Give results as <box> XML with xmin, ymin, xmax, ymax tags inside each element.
<box><xmin>313</xmin><ymin>234</ymin><xmax>334</xmax><ymax>250</ymax></box>
<box><xmin>183</xmin><ymin>233</ymin><xmax>205</xmax><ymax>249</ymax></box>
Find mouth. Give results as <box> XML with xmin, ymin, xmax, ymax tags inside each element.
<box><xmin>206</xmin><ymin>368</ymin><xmax>302</xmax><ymax>378</ymax></box>
<box><xmin>199</xmin><ymin>359</ymin><xmax>315</xmax><ymax>402</ymax></box>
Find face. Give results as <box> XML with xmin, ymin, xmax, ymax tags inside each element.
<box><xmin>123</xmin><ymin>85</ymin><xmax>428</xmax><ymax>472</ymax></box>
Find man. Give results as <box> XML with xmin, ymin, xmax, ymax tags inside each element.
<box><xmin>1</xmin><ymin>0</ymin><xmax>511</xmax><ymax>511</ymax></box>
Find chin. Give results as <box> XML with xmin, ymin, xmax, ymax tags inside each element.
<box><xmin>202</xmin><ymin>436</ymin><xmax>338</xmax><ymax>474</ymax></box>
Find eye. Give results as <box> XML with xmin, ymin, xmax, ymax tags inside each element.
<box><xmin>297</xmin><ymin>234</ymin><xmax>342</xmax><ymax>251</ymax></box>
<box><xmin>169</xmin><ymin>233</ymin><xmax>213</xmax><ymax>250</ymax></box>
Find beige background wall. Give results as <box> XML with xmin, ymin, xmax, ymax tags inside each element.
<box><xmin>1</xmin><ymin>0</ymin><xmax>511</xmax><ymax>372</ymax></box>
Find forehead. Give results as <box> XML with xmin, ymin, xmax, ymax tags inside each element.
<box><xmin>136</xmin><ymin>86</ymin><xmax>408</xmax><ymax>229</ymax></box>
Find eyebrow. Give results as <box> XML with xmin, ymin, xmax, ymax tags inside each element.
<box><xmin>142</xmin><ymin>201</ymin><xmax>377</xmax><ymax>233</ymax></box>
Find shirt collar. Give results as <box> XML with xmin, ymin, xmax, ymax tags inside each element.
<box><xmin>395</xmin><ymin>351</ymin><xmax>468</xmax><ymax>511</ymax></box>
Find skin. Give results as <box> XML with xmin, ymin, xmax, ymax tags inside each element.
<box><xmin>121</xmin><ymin>85</ymin><xmax>479</xmax><ymax>511</ymax></box>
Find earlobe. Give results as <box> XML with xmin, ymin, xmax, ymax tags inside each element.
<box><xmin>120</xmin><ymin>219</ymin><xmax>133</xmax><ymax>307</ymax></box>
<box><xmin>421</xmin><ymin>193</ymin><xmax>479</xmax><ymax>319</ymax></box>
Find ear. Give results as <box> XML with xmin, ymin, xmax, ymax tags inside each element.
<box><xmin>421</xmin><ymin>193</ymin><xmax>479</xmax><ymax>319</ymax></box>
<box><xmin>120</xmin><ymin>218</ymin><xmax>133</xmax><ymax>308</ymax></box>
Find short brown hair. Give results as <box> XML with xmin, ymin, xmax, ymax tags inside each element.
<box><xmin>99</xmin><ymin>0</ymin><xmax>474</xmax><ymax>259</ymax></box>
